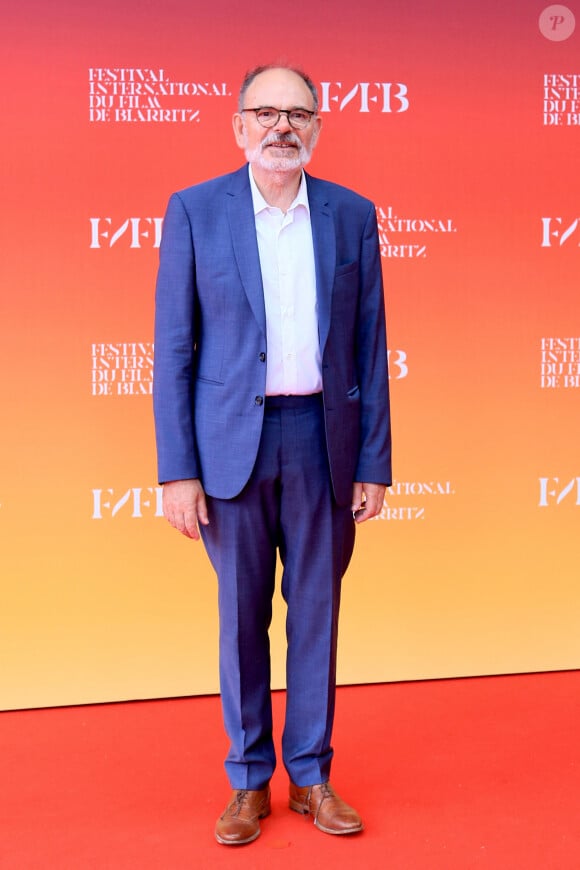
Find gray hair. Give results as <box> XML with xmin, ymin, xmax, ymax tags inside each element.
<box><xmin>238</xmin><ymin>64</ymin><xmax>319</xmax><ymax>112</ymax></box>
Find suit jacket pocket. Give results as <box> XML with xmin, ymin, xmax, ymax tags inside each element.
<box><xmin>335</xmin><ymin>261</ymin><xmax>359</xmax><ymax>278</ymax></box>
<box><xmin>196</xmin><ymin>374</ymin><xmax>225</xmax><ymax>386</ymax></box>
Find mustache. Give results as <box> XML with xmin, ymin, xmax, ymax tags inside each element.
<box><xmin>261</xmin><ymin>131</ymin><xmax>303</xmax><ymax>149</ymax></box>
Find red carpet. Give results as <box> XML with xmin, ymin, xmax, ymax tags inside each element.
<box><xmin>1</xmin><ymin>673</ymin><xmax>579</xmax><ymax>869</ymax></box>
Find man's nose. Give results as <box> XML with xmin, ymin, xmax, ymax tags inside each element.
<box><xmin>274</xmin><ymin>111</ymin><xmax>292</xmax><ymax>131</ymax></box>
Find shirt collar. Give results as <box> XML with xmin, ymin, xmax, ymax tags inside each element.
<box><xmin>248</xmin><ymin>164</ymin><xmax>310</xmax><ymax>216</ymax></box>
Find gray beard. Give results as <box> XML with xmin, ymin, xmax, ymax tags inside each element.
<box><xmin>244</xmin><ymin>132</ymin><xmax>312</xmax><ymax>172</ymax></box>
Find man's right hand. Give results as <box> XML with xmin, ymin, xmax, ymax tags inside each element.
<box><xmin>162</xmin><ymin>478</ymin><xmax>209</xmax><ymax>540</ymax></box>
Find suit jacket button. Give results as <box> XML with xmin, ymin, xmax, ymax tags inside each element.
<box><xmin>255</xmin><ymin>395</ymin><xmax>264</xmax><ymax>406</ymax></box>
<box><xmin>259</xmin><ymin>352</ymin><xmax>266</xmax><ymax>362</ymax></box>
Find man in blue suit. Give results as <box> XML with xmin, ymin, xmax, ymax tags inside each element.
<box><xmin>153</xmin><ymin>64</ymin><xmax>391</xmax><ymax>845</ymax></box>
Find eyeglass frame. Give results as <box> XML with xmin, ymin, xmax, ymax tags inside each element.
<box><xmin>240</xmin><ymin>106</ymin><xmax>317</xmax><ymax>129</ymax></box>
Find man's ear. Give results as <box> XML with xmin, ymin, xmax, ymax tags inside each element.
<box><xmin>311</xmin><ymin>115</ymin><xmax>322</xmax><ymax>148</ymax></box>
<box><xmin>232</xmin><ymin>113</ymin><xmax>245</xmax><ymax>149</ymax></box>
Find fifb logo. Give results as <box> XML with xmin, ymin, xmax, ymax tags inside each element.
<box><xmin>388</xmin><ymin>350</ymin><xmax>408</xmax><ymax>380</ymax></box>
<box><xmin>319</xmin><ymin>82</ymin><xmax>409</xmax><ymax>113</ymax></box>
<box><xmin>541</xmin><ymin>217</ymin><xmax>580</xmax><ymax>247</ymax></box>
<box><xmin>92</xmin><ymin>487</ymin><xmax>163</xmax><ymax>519</ymax></box>
<box><xmin>538</xmin><ymin>477</ymin><xmax>580</xmax><ymax>506</ymax></box>
<box><xmin>90</xmin><ymin>217</ymin><xmax>163</xmax><ymax>249</ymax></box>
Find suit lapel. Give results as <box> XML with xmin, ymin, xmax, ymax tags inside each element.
<box><xmin>226</xmin><ymin>166</ymin><xmax>266</xmax><ymax>336</ymax></box>
<box><xmin>306</xmin><ymin>175</ymin><xmax>335</xmax><ymax>356</ymax></box>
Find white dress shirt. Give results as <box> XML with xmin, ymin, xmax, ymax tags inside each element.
<box><xmin>249</xmin><ymin>166</ymin><xmax>322</xmax><ymax>396</ymax></box>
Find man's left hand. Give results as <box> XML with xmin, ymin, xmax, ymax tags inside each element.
<box><xmin>351</xmin><ymin>482</ymin><xmax>386</xmax><ymax>523</ymax></box>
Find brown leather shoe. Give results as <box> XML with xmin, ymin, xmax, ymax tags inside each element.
<box><xmin>215</xmin><ymin>787</ymin><xmax>271</xmax><ymax>845</ymax></box>
<box><xmin>289</xmin><ymin>782</ymin><xmax>363</xmax><ymax>835</ymax></box>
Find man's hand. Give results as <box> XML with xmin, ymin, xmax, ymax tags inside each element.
<box><xmin>162</xmin><ymin>478</ymin><xmax>209</xmax><ymax>540</ymax></box>
<box><xmin>351</xmin><ymin>482</ymin><xmax>386</xmax><ymax>524</ymax></box>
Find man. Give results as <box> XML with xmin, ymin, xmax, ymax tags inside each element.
<box><xmin>153</xmin><ymin>64</ymin><xmax>391</xmax><ymax>845</ymax></box>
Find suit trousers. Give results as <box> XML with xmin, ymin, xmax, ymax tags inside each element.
<box><xmin>200</xmin><ymin>393</ymin><xmax>356</xmax><ymax>789</ymax></box>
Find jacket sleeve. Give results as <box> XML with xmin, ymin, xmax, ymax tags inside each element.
<box><xmin>153</xmin><ymin>192</ymin><xmax>201</xmax><ymax>484</ymax></box>
<box><xmin>354</xmin><ymin>202</ymin><xmax>392</xmax><ymax>486</ymax></box>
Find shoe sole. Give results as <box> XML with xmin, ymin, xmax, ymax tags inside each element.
<box><xmin>215</xmin><ymin>827</ymin><xmax>262</xmax><ymax>846</ymax></box>
<box><xmin>315</xmin><ymin>819</ymin><xmax>364</xmax><ymax>835</ymax></box>
<box><xmin>215</xmin><ymin>807</ymin><xmax>271</xmax><ymax>846</ymax></box>
<box><xmin>289</xmin><ymin>802</ymin><xmax>363</xmax><ymax>835</ymax></box>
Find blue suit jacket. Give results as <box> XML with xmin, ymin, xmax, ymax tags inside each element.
<box><xmin>153</xmin><ymin>165</ymin><xmax>391</xmax><ymax>506</ymax></box>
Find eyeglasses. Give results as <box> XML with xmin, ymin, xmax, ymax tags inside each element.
<box><xmin>241</xmin><ymin>107</ymin><xmax>316</xmax><ymax>130</ymax></box>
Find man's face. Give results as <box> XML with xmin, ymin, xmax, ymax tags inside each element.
<box><xmin>233</xmin><ymin>68</ymin><xmax>321</xmax><ymax>173</ymax></box>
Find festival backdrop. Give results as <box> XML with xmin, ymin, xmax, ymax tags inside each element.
<box><xmin>2</xmin><ymin>0</ymin><xmax>579</xmax><ymax>710</ymax></box>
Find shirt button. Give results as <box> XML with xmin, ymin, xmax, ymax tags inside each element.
<box><xmin>255</xmin><ymin>396</ymin><xmax>264</xmax><ymax>406</ymax></box>
<box><xmin>259</xmin><ymin>352</ymin><xmax>266</xmax><ymax>362</ymax></box>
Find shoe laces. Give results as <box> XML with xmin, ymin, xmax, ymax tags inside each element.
<box><xmin>230</xmin><ymin>789</ymin><xmax>249</xmax><ymax>817</ymax></box>
<box><xmin>316</xmin><ymin>782</ymin><xmax>335</xmax><ymax>804</ymax></box>
<box><xmin>310</xmin><ymin>783</ymin><xmax>335</xmax><ymax>823</ymax></box>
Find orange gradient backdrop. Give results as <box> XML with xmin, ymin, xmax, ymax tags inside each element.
<box><xmin>2</xmin><ymin>0</ymin><xmax>579</xmax><ymax>710</ymax></box>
